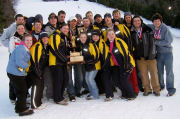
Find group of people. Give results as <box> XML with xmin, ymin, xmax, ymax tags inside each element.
<box><xmin>1</xmin><ymin>9</ymin><xmax>176</xmax><ymax>116</ymax></box>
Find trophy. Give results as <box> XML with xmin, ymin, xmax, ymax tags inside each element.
<box><xmin>70</xmin><ymin>34</ymin><xmax>84</xmax><ymax>63</ymax></box>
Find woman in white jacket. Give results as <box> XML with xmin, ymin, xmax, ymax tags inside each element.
<box><xmin>9</xmin><ymin>23</ymin><xmax>26</xmax><ymax>54</ymax></box>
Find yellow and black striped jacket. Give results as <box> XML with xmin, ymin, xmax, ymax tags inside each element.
<box><xmin>49</xmin><ymin>30</ymin><xmax>69</xmax><ymax>66</ymax></box>
<box><xmin>82</xmin><ymin>42</ymin><xmax>101</xmax><ymax>71</ymax></box>
<box><xmin>106</xmin><ymin>37</ymin><xmax>135</xmax><ymax>70</ymax></box>
<box><xmin>102</xmin><ymin>24</ymin><xmax>133</xmax><ymax>53</ymax></box>
<box><xmin>29</xmin><ymin>41</ymin><xmax>49</xmax><ymax>77</ymax></box>
<box><xmin>95</xmin><ymin>39</ymin><xmax>111</xmax><ymax>70</ymax></box>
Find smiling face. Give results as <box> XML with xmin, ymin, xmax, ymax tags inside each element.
<box><xmin>16</xmin><ymin>25</ymin><xmax>25</xmax><ymax>36</ymax></box>
<box><xmin>34</xmin><ymin>22</ymin><xmax>42</xmax><ymax>33</ymax></box>
<box><xmin>70</xmin><ymin>19</ymin><xmax>77</xmax><ymax>29</ymax></box>
<box><xmin>61</xmin><ymin>25</ymin><xmax>69</xmax><ymax>36</ymax></box>
<box><xmin>80</xmin><ymin>33</ymin><xmax>87</xmax><ymax>44</ymax></box>
<box><xmin>16</xmin><ymin>16</ymin><xmax>24</xmax><ymax>24</ymax></box>
<box><xmin>92</xmin><ymin>35</ymin><xmax>100</xmax><ymax>42</ymax></box>
<box><xmin>125</xmin><ymin>15</ymin><xmax>132</xmax><ymax>24</ymax></box>
<box><xmin>107</xmin><ymin>30</ymin><xmax>115</xmax><ymax>42</ymax></box>
<box><xmin>24</xmin><ymin>36</ymin><xmax>33</xmax><ymax>49</ymax></box>
<box><xmin>49</xmin><ymin>16</ymin><xmax>57</xmax><ymax>26</ymax></box>
<box><xmin>113</xmin><ymin>12</ymin><xmax>121</xmax><ymax>19</ymax></box>
<box><xmin>133</xmin><ymin>17</ymin><xmax>142</xmax><ymax>29</ymax></box>
<box><xmin>95</xmin><ymin>16</ymin><xmax>102</xmax><ymax>24</ymax></box>
<box><xmin>153</xmin><ymin>19</ymin><xmax>162</xmax><ymax>29</ymax></box>
<box><xmin>105</xmin><ymin>16</ymin><xmax>112</xmax><ymax>25</ymax></box>
<box><xmin>41</xmin><ymin>37</ymin><xmax>49</xmax><ymax>45</ymax></box>
<box><xmin>83</xmin><ymin>18</ymin><xmax>90</xmax><ymax>28</ymax></box>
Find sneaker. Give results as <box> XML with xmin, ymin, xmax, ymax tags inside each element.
<box><xmin>153</xmin><ymin>92</ymin><xmax>160</xmax><ymax>96</ymax></box>
<box><xmin>86</xmin><ymin>95</ymin><xmax>94</xmax><ymax>100</ymax></box>
<box><xmin>104</xmin><ymin>97</ymin><xmax>113</xmax><ymax>102</ymax></box>
<box><xmin>127</xmin><ymin>97</ymin><xmax>136</xmax><ymax>100</ymax></box>
<box><xmin>19</xmin><ymin>109</ymin><xmax>34</xmax><ymax>116</ymax></box>
<box><xmin>56</xmin><ymin>99</ymin><xmax>68</xmax><ymax>105</ymax></box>
<box><xmin>69</xmin><ymin>95</ymin><xmax>76</xmax><ymax>102</ymax></box>
<box><xmin>143</xmin><ymin>92</ymin><xmax>152</xmax><ymax>96</ymax></box>
<box><xmin>76</xmin><ymin>93</ymin><xmax>82</xmax><ymax>97</ymax></box>
<box><xmin>167</xmin><ymin>92</ymin><xmax>175</xmax><ymax>97</ymax></box>
<box><xmin>10</xmin><ymin>99</ymin><xmax>16</xmax><ymax>105</ymax></box>
<box><xmin>37</xmin><ymin>104</ymin><xmax>47</xmax><ymax>110</ymax></box>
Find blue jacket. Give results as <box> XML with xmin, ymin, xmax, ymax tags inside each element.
<box><xmin>148</xmin><ymin>23</ymin><xmax>173</xmax><ymax>53</ymax></box>
<box><xmin>6</xmin><ymin>45</ymin><xmax>31</xmax><ymax>76</ymax></box>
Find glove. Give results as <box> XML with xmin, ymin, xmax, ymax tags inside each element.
<box><xmin>18</xmin><ymin>67</ymin><xmax>24</xmax><ymax>72</ymax></box>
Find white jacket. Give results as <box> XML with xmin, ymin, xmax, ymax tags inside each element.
<box><xmin>0</xmin><ymin>22</ymin><xmax>16</xmax><ymax>47</ymax></box>
<box><xmin>9</xmin><ymin>36</ymin><xmax>22</xmax><ymax>54</ymax></box>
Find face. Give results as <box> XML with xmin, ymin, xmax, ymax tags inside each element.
<box><xmin>77</xmin><ymin>17</ymin><xmax>82</xmax><ymax>24</ymax></box>
<box><xmin>105</xmin><ymin>16</ymin><xmax>112</xmax><ymax>25</ymax></box>
<box><xmin>69</xmin><ymin>19</ymin><xmax>77</xmax><ymax>28</ymax></box>
<box><xmin>42</xmin><ymin>37</ymin><xmax>49</xmax><ymax>45</ymax></box>
<box><xmin>125</xmin><ymin>15</ymin><xmax>132</xmax><ymax>24</ymax></box>
<box><xmin>95</xmin><ymin>16</ymin><xmax>102</xmax><ymax>24</ymax></box>
<box><xmin>83</xmin><ymin>19</ymin><xmax>90</xmax><ymax>28</ymax></box>
<box><xmin>16</xmin><ymin>25</ymin><xmax>25</xmax><ymax>36</ymax></box>
<box><xmin>92</xmin><ymin>35</ymin><xmax>100</xmax><ymax>42</ymax></box>
<box><xmin>153</xmin><ymin>19</ymin><xmax>161</xmax><ymax>29</ymax></box>
<box><xmin>107</xmin><ymin>31</ymin><xmax>116</xmax><ymax>42</ymax></box>
<box><xmin>87</xmin><ymin>13</ymin><xmax>93</xmax><ymax>21</ymax></box>
<box><xmin>58</xmin><ymin>14</ymin><xmax>66</xmax><ymax>23</ymax></box>
<box><xmin>133</xmin><ymin>17</ymin><xmax>141</xmax><ymax>29</ymax></box>
<box><xmin>61</xmin><ymin>25</ymin><xmax>69</xmax><ymax>35</ymax></box>
<box><xmin>16</xmin><ymin>17</ymin><xmax>24</xmax><ymax>24</ymax></box>
<box><xmin>49</xmin><ymin>16</ymin><xmax>57</xmax><ymax>26</ymax></box>
<box><xmin>113</xmin><ymin>12</ymin><xmax>121</xmax><ymax>19</ymax></box>
<box><xmin>34</xmin><ymin>22</ymin><xmax>42</xmax><ymax>33</ymax></box>
<box><xmin>24</xmin><ymin>36</ymin><xmax>33</xmax><ymax>48</ymax></box>
<box><xmin>80</xmin><ymin>34</ymin><xmax>87</xmax><ymax>44</ymax></box>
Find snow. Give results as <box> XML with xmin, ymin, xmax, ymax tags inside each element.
<box><xmin>0</xmin><ymin>0</ymin><xmax>180</xmax><ymax>119</ymax></box>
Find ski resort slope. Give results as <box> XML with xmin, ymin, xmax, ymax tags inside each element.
<box><xmin>0</xmin><ymin>0</ymin><xmax>180</xmax><ymax>119</ymax></box>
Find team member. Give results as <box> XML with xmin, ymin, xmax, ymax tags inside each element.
<box><xmin>7</xmin><ymin>34</ymin><xmax>34</xmax><ymax>116</ymax></box>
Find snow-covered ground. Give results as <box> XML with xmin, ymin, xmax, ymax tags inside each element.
<box><xmin>0</xmin><ymin>0</ymin><xmax>180</xmax><ymax>119</ymax></box>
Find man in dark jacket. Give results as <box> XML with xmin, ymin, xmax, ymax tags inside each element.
<box><xmin>131</xmin><ymin>16</ymin><xmax>160</xmax><ymax>96</ymax></box>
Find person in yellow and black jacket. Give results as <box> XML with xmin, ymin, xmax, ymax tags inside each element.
<box><xmin>48</xmin><ymin>24</ymin><xmax>70</xmax><ymax>105</ymax></box>
<box><xmin>28</xmin><ymin>32</ymin><xmax>49</xmax><ymax>109</ymax></box>
<box><xmin>106</xmin><ymin>28</ymin><xmax>136</xmax><ymax>100</ymax></box>
<box><xmin>91</xmin><ymin>30</ymin><xmax>114</xmax><ymax>101</ymax></box>
<box><xmin>101</xmin><ymin>13</ymin><xmax>133</xmax><ymax>54</ymax></box>
<box><xmin>80</xmin><ymin>32</ymin><xmax>100</xmax><ymax>100</ymax></box>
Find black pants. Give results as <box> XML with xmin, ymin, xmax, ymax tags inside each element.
<box><xmin>7</xmin><ymin>73</ymin><xmax>28</xmax><ymax>113</ymax></box>
<box><xmin>95</xmin><ymin>70</ymin><xmax>105</xmax><ymax>94</ymax></box>
<box><xmin>9</xmin><ymin>78</ymin><xmax>16</xmax><ymax>100</ymax></box>
<box><xmin>51</xmin><ymin>65</ymin><xmax>69</xmax><ymax>102</ymax></box>
<box><xmin>102</xmin><ymin>70</ymin><xmax>114</xmax><ymax>98</ymax></box>
<box><xmin>28</xmin><ymin>72</ymin><xmax>44</xmax><ymax>109</ymax></box>
<box><xmin>111</xmin><ymin>66</ymin><xmax>136</xmax><ymax>98</ymax></box>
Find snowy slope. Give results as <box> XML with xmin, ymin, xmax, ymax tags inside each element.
<box><xmin>0</xmin><ymin>0</ymin><xmax>180</xmax><ymax>119</ymax></box>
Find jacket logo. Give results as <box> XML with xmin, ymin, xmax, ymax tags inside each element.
<box><xmin>87</xmin><ymin>33</ymin><xmax>92</xmax><ymax>36</ymax></box>
<box><xmin>114</xmin><ymin>49</ymin><xmax>118</xmax><ymax>53</ymax></box>
<box><xmin>115</xmin><ymin>30</ymin><xmax>121</xmax><ymax>35</ymax></box>
<box><xmin>83</xmin><ymin>48</ymin><xmax>88</xmax><ymax>52</ymax></box>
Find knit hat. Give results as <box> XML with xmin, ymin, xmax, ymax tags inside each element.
<box><xmin>94</xmin><ymin>14</ymin><xmax>102</xmax><ymax>20</ymax></box>
<box><xmin>48</xmin><ymin>13</ymin><xmax>57</xmax><ymax>20</ymax></box>
<box><xmin>104</xmin><ymin>13</ymin><xmax>111</xmax><ymax>19</ymax></box>
<box><xmin>75</xmin><ymin>14</ymin><xmax>82</xmax><ymax>19</ymax></box>
<box><xmin>39</xmin><ymin>32</ymin><xmax>48</xmax><ymax>40</ymax></box>
<box><xmin>124</xmin><ymin>12</ymin><xmax>132</xmax><ymax>17</ymax></box>
<box><xmin>35</xmin><ymin>14</ymin><xmax>43</xmax><ymax>21</ymax></box>
<box><xmin>92</xmin><ymin>30</ymin><xmax>100</xmax><ymax>36</ymax></box>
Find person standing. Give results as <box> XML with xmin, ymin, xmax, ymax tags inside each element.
<box><xmin>149</xmin><ymin>13</ymin><xmax>176</xmax><ymax>96</ymax></box>
<box><xmin>131</xmin><ymin>16</ymin><xmax>160</xmax><ymax>96</ymax></box>
<box><xmin>49</xmin><ymin>24</ymin><xmax>70</xmax><ymax>105</ymax></box>
<box><xmin>6</xmin><ymin>34</ymin><xmax>34</xmax><ymax>116</ymax></box>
